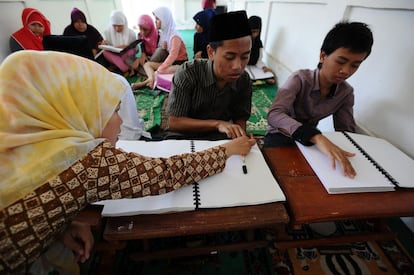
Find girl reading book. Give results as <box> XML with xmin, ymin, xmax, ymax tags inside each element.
<box><xmin>102</xmin><ymin>10</ymin><xmax>137</xmax><ymax>76</ymax></box>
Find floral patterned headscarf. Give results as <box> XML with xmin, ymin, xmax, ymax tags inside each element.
<box><xmin>0</xmin><ymin>51</ymin><xmax>125</xmax><ymax>209</ymax></box>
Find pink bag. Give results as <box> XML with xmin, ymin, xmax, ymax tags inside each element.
<box><xmin>155</xmin><ymin>73</ymin><xmax>174</xmax><ymax>92</ymax></box>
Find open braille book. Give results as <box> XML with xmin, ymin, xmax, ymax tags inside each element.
<box><xmin>97</xmin><ymin>140</ymin><xmax>286</xmax><ymax>217</ymax></box>
<box><xmin>297</xmin><ymin>131</ymin><xmax>414</xmax><ymax>194</ymax></box>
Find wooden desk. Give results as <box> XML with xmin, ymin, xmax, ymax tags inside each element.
<box><xmin>262</xmin><ymin>146</ymin><xmax>414</xmax><ymax>249</ymax></box>
<box><xmin>103</xmin><ymin>203</ymin><xmax>287</xmax><ymax>258</ymax></box>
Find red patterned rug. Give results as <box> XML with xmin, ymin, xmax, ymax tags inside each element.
<box><xmin>82</xmin><ymin>220</ymin><xmax>414</xmax><ymax>274</ymax></box>
<box><xmin>267</xmin><ymin>220</ymin><xmax>414</xmax><ymax>275</ymax></box>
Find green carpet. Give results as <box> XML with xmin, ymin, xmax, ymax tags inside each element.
<box><xmin>127</xmin><ymin>75</ymin><xmax>165</xmax><ymax>132</ymax></box>
<box><xmin>247</xmin><ymin>83</ymin><xmax>277</xmax><ymax>136</ymax></box>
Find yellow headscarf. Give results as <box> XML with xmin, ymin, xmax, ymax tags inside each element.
<box><xmin>0</xmin><ymin>51</ymin><xmax>125</xmax><ymax>209</ymax></box>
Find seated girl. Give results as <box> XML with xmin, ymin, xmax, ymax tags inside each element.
<box><xmin>125</xmin><ymin>14</ymin><xmax>159</xmax><ymax>76</ymax></box>
<box><xmin>63</xmin><ymin>7</ymin><xmax>104</xmax><ymax>58</ymax></box>
<box><xmin>102</xmin><ymin>10</ymin><xmax>137</xmax><ymax>76</ymax></box>
<box><xmin>247</xmin><ymin>15</ymin><xmax>276</xmax><ymax>85</ymax></box>
<box><xmin>192</xmin><ymin>9</ymin><xmax>215</xmax><ymax>59</ymax></box>
<box><xmin>10</xmin><ymin>7</ymin><xmax>51</xmax><ymax>52</ymax></box>
<box><xmin>131</xmin><ymin>6</ymin><xmax>188</xmax><ymax>90</ymax></box>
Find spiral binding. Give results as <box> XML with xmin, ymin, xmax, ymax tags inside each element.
<box><xmin>342</xmin><ymin>131</ymin><xmax>399</xmax><ymax>187</ymax></box>
<box><xmin>190</xmin><ymin>140</ymin><xmax>201</xmax><ymax>209</ymax></box>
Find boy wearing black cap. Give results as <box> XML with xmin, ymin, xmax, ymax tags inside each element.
<box><xmin>165</xmin><ymin>10</ymin><xmax>252</xmax><ymax>140</ymax></box>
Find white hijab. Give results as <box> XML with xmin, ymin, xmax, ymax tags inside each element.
<box><xmin>153</xmin><ymin>6</ymin><xmax>181</xmax><ymax>51</ymax></box>
<box><xmin>104</xmin><ymin>10</ymin><xmax>136</xmax><ymax>46</ymax></box>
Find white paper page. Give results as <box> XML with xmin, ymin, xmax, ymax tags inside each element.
<box><xmin>99</xmin><ymin>140</ymin><xmax>195</xmax><ymax>216</ymax></box>
<box><xmin>196</xmin><ymin>143</ymin><xmax>286</xmax><ymax>207</ymax></box>
<box><xmin>100</xmin><ymin>184</ymin><xmax>195</xmax><ymax>217</ymax></box>
<box><xmin>116</xmin><ymin>139</ymin><xmax>194</xmax><ymax>157</ymax></box>
<box><xmin>98</xmin><ymin>44</ymin><xmax>122</xmax><ymax>53</ymax></box>
<box><xmin>297</xmin><ymin>132</ymin><xmax>395</xmax><ymax>194</ymax></box>
<box><xmin>345</xmin><ymin>132</ymin><xmax>414</xmax><ymax>188</ymax></box>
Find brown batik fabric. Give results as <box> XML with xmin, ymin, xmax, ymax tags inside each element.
<box><xmin>0</xmin><ymin>141</ymin><xmax>226</xmax><ymax>274</ymax></box>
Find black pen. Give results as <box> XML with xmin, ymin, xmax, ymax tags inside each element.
<box><xmin>242</xmin><ymin>156</ymin><xmax>248</xmax><ymax>174</ymax></box>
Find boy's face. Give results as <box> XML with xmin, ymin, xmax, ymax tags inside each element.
<box><xmin>207</xmin><ymin>36</ymin><xmax>252</xmax><ymax>84</ymax></box>
<box><xmin>319</xmin><ymin>47</ymin><xmax>368</xmax><ymax>84</ymax></box>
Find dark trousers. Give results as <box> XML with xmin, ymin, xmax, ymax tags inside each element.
<box><xmin>263</xmin><ymin>133</ymin><xmax>295</xmax><ymax>147</ymax></box>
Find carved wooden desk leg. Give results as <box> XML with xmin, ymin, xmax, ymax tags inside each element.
<box><xmin>94</xmin><ymin>241</ymin><xmax>127</xmax><ymax>275</ymax></box>
<box><xmin>272</xmin><ymin>223</ymin><xmax>292</xmax><ymax>260</ymax></box>
<box><xmin>244</xmin><ymin>229</ymin><xmax>255</xmax><ymax>243</ymax></box>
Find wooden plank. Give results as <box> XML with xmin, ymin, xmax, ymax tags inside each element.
<box><xmin>104</xmin><ymin>203</ymin><xmax>288</xmax><ymax>241</ymax></box>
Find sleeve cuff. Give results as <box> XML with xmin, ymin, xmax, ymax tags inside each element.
<box><xmin>292</xmin><ymin>124</ymin><xmax>321</xmax><ymax>146</ymax></box>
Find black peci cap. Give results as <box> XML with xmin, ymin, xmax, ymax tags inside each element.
<box><xmin>208</xmin><ymin>10</ymin><xmax>251</xmax><ymax>42</ymax></box>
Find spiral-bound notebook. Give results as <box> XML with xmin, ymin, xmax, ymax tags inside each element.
<box><xmin>297</xmin><ymin>131</ymin><xmax>414</xmax><ymax>194</ymax></box>
<box><xmin>99</xmin><ymin>140</ymin><xmax>286</xmax><ymax>217</ymax></box>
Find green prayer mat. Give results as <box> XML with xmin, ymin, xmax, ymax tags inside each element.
<box><xmin>134</xmin><ymin>92</ymin><xmax>165</xmax><ymax>131</ymax></box>
<box><xmin>129</xmin><ymin>75</ymin><xmax>165</xmax><ymax>131</ymax></box>
<box><xmin>247</xmin><ymin>83</ymin><xmax>277</xmax><ymax>136</ymax></box>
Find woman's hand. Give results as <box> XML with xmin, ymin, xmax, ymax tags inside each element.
<box><xmin>61</xmin><ymin>221</ymin><xmax>94</xmax><ymax>263</ymax></box>
<box><xmin>222</xmin><ymin>135</ymin><xmax>256</xmax><ymax>157</ymax></box>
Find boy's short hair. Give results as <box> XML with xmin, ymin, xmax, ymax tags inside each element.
<box><xmin>321</xmin><ymin>21</ymin><xmax>373</xmax><ymax>58</ymax></box>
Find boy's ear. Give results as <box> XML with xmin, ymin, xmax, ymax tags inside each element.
<box><xmin>207</xmin><ymin>44</ymin><xmax>215</xmax><ymax>60</ymax></box>
<box><xmin>319</xmin><ymin>51</ymin><xmax>326</xmax><ymax>63</ymax></box>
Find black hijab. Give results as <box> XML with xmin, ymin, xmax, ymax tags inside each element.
<box><xmin>248</xmin><ymin>16</ymin><xmax>263</xmax><ymax>66</ymax></box>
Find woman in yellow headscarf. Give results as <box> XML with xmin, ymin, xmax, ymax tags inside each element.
<box><xmin>0</xmin><ymin>50</ymin><xmax>256</xmax><ymax>273</ymax></box>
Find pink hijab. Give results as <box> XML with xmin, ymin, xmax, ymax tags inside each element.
<box><xmin>137</xmin><ymin>14</ymin><xmax>158</xmax><ymax>55</ymax></box>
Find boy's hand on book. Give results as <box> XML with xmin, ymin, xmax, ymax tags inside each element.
<box><xmin>217</xmin><ymin>121</ymin><xmax>245</xmax><ymax>139</ymax></box>
<box><xmin>223</xmin><ymin>135</ymin><xmax>256</xmax><ymax>157</ymax></box>
<box><xmin>312</xmin><ymin>134</ymin><xmax>356</xmax><ymax>178</ymax></box>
